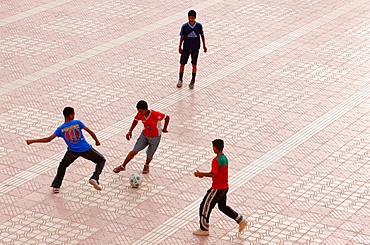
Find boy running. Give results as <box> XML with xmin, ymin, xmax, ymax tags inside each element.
<box><xmin>26</xmin><ymin>107</ymin><xmax>106</xmax><ymax>193</ymax></box>
<box><xmin>177</xmin><ymin>10</ymin><xmax>207</xmax><ymax>89</ymax></box>
<box><xmin>193</xmin><ymin>139</ymin><xmax>247</xmax><ymax>236</ymax></box>
<box><xmin>113</xmin><ymin>100</ymin><xmax>170</xmax><ymax>174</ymax></box>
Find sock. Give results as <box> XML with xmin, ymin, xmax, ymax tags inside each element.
<box><xmin>192</xmin><ymin>73</ymin><xmax>196</xmax><ymax>82</ymax></box>
<box><xmin>179</xmin><ymin>72</ymin><xmax>184</xmax><ymax>81</ymax></box>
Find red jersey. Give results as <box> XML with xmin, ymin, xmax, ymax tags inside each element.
<box><xmin>211</xmin><ymin>154</ymin><xmax>229</xmax><ymax>189</ymax></box>
<box><xmin>135</xmin><ymin>110</ymin><xmax>166</xmax><ymax>137</ymax></box>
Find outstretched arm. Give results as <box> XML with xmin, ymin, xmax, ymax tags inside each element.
<box><xmin>83</xmin><ymin>126</ymin><xmax>101</xmax><ymax>146</ymax></box>
<box><xmin>201</xmin><ymin>34</ymin><xmax>207</xmax><ymax>53</ymax></box>
<box><xmin>194</xmin><ymin>170</ymin><xmax>215</xmax><ymax>178</ymax></box>
<box><xmin>26</xmin><ymin>134</ymin><xmax>56</xmax><ymax>145</ymax></box>
<box><xmin>162</xmin><ymin>115</ymin><xmax>170</xmax><ymax>133</ymax></box>
<box><xmin>126</xmin><ymin>120</ymin><xmax>139</xmax><ymax>140</ymax></box>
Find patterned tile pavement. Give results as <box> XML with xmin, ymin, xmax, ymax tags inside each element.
<box><xmin>1</xmin><ymin>0</ymin><xmax>370</xmax><ymax>244</ymax></box>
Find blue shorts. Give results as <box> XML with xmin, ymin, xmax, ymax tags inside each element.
<box><xmin>133</xmin><ymin>133</ymin><xmax>161</xmax><ymax>159</ymax></box>
<box><xmin>180</xmin><ymin>49</ymin><xmax>199</xmax><ymax>65</ymax></box>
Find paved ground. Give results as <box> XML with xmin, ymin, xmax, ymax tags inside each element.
<box><xmin>1</xmin><ymin>0</ymin><xmax>370</xmax><ymax>244</ymax></box>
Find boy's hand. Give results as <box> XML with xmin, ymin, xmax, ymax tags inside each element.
<box><xmin>178</xmin><ymin>47</ymin><xmax>183</xmax><ymax>54</ymax></box>
<box><xmin>194</xmin><ymin>170</ymin><xmax>204</xmax><ymax>178</ymax></box>
<box><xmin>162</xmin><ymin>128</ymin><xmax>168</xmax><ymax>133</ymax></box>
<box><xmin>126</xmin><ymin>131</ymin><xmax>132</xmax><ymax>140</ymax></box>
<box><xmin>203</xmin><ymin>46</ymin><xmax>207</xmax><ymax>53</ymax></box>
<box><xmin>26</xmin><ymin>140</ymin><xmax>33</xmax><ymax>145</ymax></box>
<box><xmin>95</xmin><ymin>140</ymin><xmax>101</xmax><ymax>146</ymax></box>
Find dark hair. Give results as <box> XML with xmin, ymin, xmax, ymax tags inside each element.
<box><xmin>188</xmin><ymin>10</ymin><xmax>196</xmax><ymax>18</ymax></box>
<box><xmin>63</xmin><ymin>107</ymin><xmax>74</xmax><ymax>118</ymax></box>
<box><xmin>136</xmin><ymin>100</ymin><xmax>148</xmax><ymax>110</ymax></box>
<box><xmin>212</xmin><ymin>139</ymin><xmax>224</xmax><ymax>151</ymax></box>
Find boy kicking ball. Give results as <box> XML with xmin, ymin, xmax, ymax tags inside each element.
<box><xmin>113</xmin><ymin>100</ymin><xmax>170</xmax><ymax>174</ymax></box>
<box><xmin>26</xmin><ymin>107</ymin><xmax>106</xmax><ymax>193</ymax></box>
<box><xmin>193</xmin><ymin>139</ymin><xmax>247</xmax><ymax>236</ymax></box>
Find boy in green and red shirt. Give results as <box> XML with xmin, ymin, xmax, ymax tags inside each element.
<box><xmin>193</xmin><ymin>139</ymin><xmax>247</xmax><ymax>236</ymax></box>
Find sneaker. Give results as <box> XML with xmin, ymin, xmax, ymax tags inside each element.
<box><xmin>142</xmin><ymin>164</ymin><xmax>149</xmax><ymax>174</ymax></box>
<box><xmin>189</xmin><ymin>81</ymin><xmax>195</xmax><ymax>89</ymax></box>
<box><xmin>53</xmin><ymin>188</ymin><xmax>60</xmax><ymax>194</ymax></box>
<box><xmin>238</xmin><ymin>219</ymin><xmax>247</xmax><ymax>232</ymax></box>
<box><xmin>89</xmin><ymin>179</ymin><xmax>102</xmax><ymax>191</ymax></box>
<box><xmin>113</xmin><ymin>165</ymin><xmax>125</xmax><ymax>173</ymax></box>
<box><xmin>177</xmin><ymin>79</ymin><xmax>183</xmax><ymax>88</ymax></box>
<box><xmin>192</xmin><ymin>229</ymin><xmax>209</xmax><ymax>236</ymax></box>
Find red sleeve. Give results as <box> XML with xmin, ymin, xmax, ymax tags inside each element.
<box><xmin>134</xmin><ymin>112</ymin><xmax>141</xmax><ymax>121</ymax></box>
<box><xmin>211</xmin><ymin>157</ymin><xmax>219</xmax><ymax>175</ymax></box>
<box><xmin>153</xmin><ymin>110</ymin><xmax>165</xmax><ymax>120</ymax></box>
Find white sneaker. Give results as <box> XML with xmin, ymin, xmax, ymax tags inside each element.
<box><xmin>192</xmin><ymin>229</ymin><xmax>209</xmax><ymax>236</ymax></box>
<box><xmin>238</xmin><ymin>219</ymin><xmax>247</xmax><ymax>232</ymax></box>
<box><xmin>89</xmin><ymin>179</ymin><xmax>102</xmax><ymax>191</ymax></box>
<box><xmin>177</xmin><ymin>80</ymin><xmax>183</xmax><ymax>88</ymax></box>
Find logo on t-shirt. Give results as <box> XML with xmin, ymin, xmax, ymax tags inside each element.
<box><xmin>187</xmin><ymin>31</ymin><xmax>198</xmax><ymax>38</ymax></box>
<box><xmin>63</xmin><ymin>124</ymin><xmax>81</xmax><ymax>143</ymax></box>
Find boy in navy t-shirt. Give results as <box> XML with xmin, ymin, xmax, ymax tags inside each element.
<box><xmin>26</xmin><ymin>107</ymin><xmax>106</xmax><ymax>193</ymax></box>
<box><xmin>177</xmin><ymin>10</ymin><xmax>207</xmax><ymax>89</ymax></box>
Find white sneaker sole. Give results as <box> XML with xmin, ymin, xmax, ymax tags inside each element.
<box><xmin>89</xmin><ymin>179</ymin><xmax>102</xmax><ymax>191</ymax></box>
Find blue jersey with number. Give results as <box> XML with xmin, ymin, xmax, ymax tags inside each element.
<box><xmin>54</xmin><ymin>120</ymin><xmax>91</xmax><ymax>152</ymax></box>
<box><xmin>180</xmin><ymin>21</ymin><xmax>204</xmax><ymax>50</ymax></box>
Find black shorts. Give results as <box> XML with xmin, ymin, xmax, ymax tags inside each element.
<box><xmin>180</xmin><ymin>49</ymin><xmax>199</xmax><ymax>65</ymax></box>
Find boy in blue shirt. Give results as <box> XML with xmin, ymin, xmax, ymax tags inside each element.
<box><xmin>177</xmin><ymin>10</ymin><xmax>207</xmax><ymax>89</ymax></box>
<box><xmin>26</xmin><ymin>107</ymin><xmax>106</xmax><ymax>193</ymax></box>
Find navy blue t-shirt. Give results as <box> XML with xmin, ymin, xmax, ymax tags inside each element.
<box><xmin>54</xmin><ymin>120</ymin><xmax>91</xmax><ymax>152</ymax></box>
<box><xmin>180</xmin><ymin>21</ymin><xmax>204</xmax><ymax>51</ymax></box>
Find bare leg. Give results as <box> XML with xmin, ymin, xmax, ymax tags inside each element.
<box><xmin>142</xmin><ymin>157</ymin><xmax>152</xmax><ymax>174</ymax></box>
<box><xmin>180</xmin><ymin>64</ymin><xmax>185</xmax><ymax>73</ymax></box>
<box><xmin>113</xmin><ymin>150</ymin><xmax>138</xmax><ymax>173</ymax></box>
<box><xmin>190</xmin><ymin>64</ymin><xmax>197</xmax><ymax>88</ymax></box>
<box><xmin>145</xmin><ymin>158</ymin><xmax>152</xmax><ymax>165</ymax></box>
<box><xmin>192</xmin><ymin>64</ymin><xmax>197</xmax><ymax>74</ymax></box>
<box><xmin>122</xmin><ymin>150</ymin><xmax>138</xmax><ymax>167</ymax></box>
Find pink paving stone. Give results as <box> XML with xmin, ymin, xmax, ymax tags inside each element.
<box><xmin>1</xmin><ymin>0</ymin><xmax>370</xmax><ymax>244</ymax></box>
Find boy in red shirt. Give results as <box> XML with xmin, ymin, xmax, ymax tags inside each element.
<box><xmin>113</xmin><ymin>100</ymin><xmax>170</xmax><ymax>174</ymax></box>
<box><xmin>193</xmin><ymin>139</ymin><xmax>247</xmax><ymax>236</ymax></box>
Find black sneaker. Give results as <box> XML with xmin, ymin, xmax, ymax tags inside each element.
<box><xmin>177</xmin><ymin>80</ymin><xmax>183</xmax><ymax>88</ymax></box>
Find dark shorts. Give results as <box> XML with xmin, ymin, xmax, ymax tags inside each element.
<box><xmin>180</xmin><ymin>49</ymin><xmax>199</xmax><ymax>65</ymax></box>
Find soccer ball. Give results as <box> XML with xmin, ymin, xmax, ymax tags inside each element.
<box><xmin>129</xmin><ymin>173</ymin><xmax>143</xmax><ymax>188</ymax></box>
